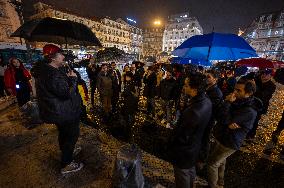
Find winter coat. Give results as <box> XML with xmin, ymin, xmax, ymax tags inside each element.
<box><xmin>122</xmin><ymin>80</ymin><xmax>138</xmax><ymax>115</ymax></box>
<box><xmin>143</xmin><ymin>72</ymin><xmax>157</xmax><ymax>99</ymax></box>
<box><xmin>4</xmin><ymin>62</ymin><xmax>31</xmax><ymax>96</ymax></box>
<box><xmin>168</xmin><ymin>93</ymin><xmax>212</xmax><ymax>169</ymax></box>
<box><xmin>96</xmin><ymin>72</ymin><xmax>113</xmax><ymax>97</ymax></box>
<box><xmin>206</xmin><ymin>84</ymin><xmax>223</xmax><ymax>117</ymax></box>
<box><xmin>86</xmin><ymin>65</ymin><xmax>100</xmax><ymax>88</ymax></box>
<box><xmin>109</xmin><ymin>69</ymin><xmax>121</xmax><ymax>93</ymax></box>
<box><xmin>159</xmin><ymin>78</ymin><xmax>177</xmax><ymax>101</ymax></box>
<box><xmin>255</xmin><ymin>80</ymin><xmax>276</xmax><ymax>113</ymax></box>
<box><xmin>31</xmin><ymin>61</ymin><xmax>81</xmax><ymax>124</ymax></box>
<box><xmin>214</xmin><ymin>97</ymin><xmax>257</xmax><ymax>150</ymax></box>
<box><xmin>136</xmin><ymin>67</ymin><xmax>145</xmax><ymax>87</ymax></box>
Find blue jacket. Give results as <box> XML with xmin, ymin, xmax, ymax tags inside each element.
<box><xmin>215</xmin><ymin>97</ymin><xmax>257</xmax><ymax>150</ymax></box>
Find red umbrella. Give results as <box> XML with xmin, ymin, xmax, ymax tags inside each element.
<box><xmin>236</xmin><ymin>58</ymin><xmax>283</xmax><ymax>69</ymax></box>
<box><xmin>272</xmin><ymin>60</ymin><xmax>284</xmax><ymax>68</ymax></box>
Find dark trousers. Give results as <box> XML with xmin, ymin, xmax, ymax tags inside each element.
<box><xmin>199</xmin><ymin>119</ymin><xmax>215</xmax><ymax>162</ymax></box>
<box><xmin>56</xmin><ymin>119</ymin><xmax>80</xmax><ymax>167</ymax></box>
<box><xmin>272</xmin><ymin>112</ymin><xmax>284</xmax><ymax>144</ymax></box>
<box><xmin>174</xmin><ymin>166</ymin><xmax>196</xmax><ymax>188</ymax></box>
<box><xmin>90</xmin><ymin>84</ymin><xmax>96</xmax><ymax>106</ymax></box>
<box><xmin>247</xmin><ymin>112</ymin><xmax>262</xmax><ymax>139</ymax></box>
<box><xmin>124</xmin><ymin>114</ymin><xmax>135</xmax><ymax>141</ymax></box>
<box><xmin>111</xmin><ymin>90</ymin><xmax>120</xmax><ymax>113</ymax></box>
<box><xmin>0</xmin><ymin>76</ymin><xmax>5</xmax><ymax>97</ymax></box>
<box><xmin>16</xmin><ymin>86</ymin><xmax>30</xmax><ymax>107</ymax></box>
<box><xmin>147</xmin><ymin>97</ymin><xmax>155</xmax><ymax>115</ymax></box>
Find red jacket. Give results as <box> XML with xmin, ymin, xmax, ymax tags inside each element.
<box><xmin>4</xmin><ymin>63</ymin><xmax>31</xmax><ymax>96</ymax></box>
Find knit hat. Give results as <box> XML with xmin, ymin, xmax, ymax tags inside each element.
<box><xmin>43</xmin><ymin>44</ymin><xmax>63</xmax><ymax>57</ymax></box>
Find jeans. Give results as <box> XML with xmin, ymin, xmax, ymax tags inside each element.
<box><xmin>56</xmin><ymin>119</ymin><xmax>80</xmax><ymax>167</ymax></box>
<box><xmin>174</xmin><ymin>166</ymin><xmax>196</xmax><ymax>188</ymax></box>
<box><xmin>207</xmin><ymin>140</ymin><xmax>236</xmax><ymax>188</ymax></box>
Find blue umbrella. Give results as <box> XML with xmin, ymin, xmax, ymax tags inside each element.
<box><xmin>171</xmin><ymin>57</ymin><xmax>211</xmax><ymax>66</ymax></box>
<box><xmin>172</xmin><ymin>32</ymin><xmax>258</xmax><ymax>64</ymax></box>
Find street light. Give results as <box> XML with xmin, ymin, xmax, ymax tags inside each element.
<box><xmin>153</xmin><ymin>20</ymin><xmax>161</xmax><ymax>26</ymax></box>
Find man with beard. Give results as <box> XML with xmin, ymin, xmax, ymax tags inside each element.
<box><xmin>207</xmin><ymin>78</ymin><xmax>257</xmax><ymax>188</ymax></box>
<box><xmin>169</xmin><ymin>73</ymin><xmax>212</xmax><ymax>188</ymax></box>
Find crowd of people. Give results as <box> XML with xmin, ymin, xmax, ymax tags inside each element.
<box><xmin>0</xmin><ymin>43</ymin><xmax>284</xmax><ymax>188</ymax></box>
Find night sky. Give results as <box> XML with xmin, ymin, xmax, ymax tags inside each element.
<box><xmin>22</xmin><ymin>0</ymin><xmax>284</xmax><ymax>33</ymax></box>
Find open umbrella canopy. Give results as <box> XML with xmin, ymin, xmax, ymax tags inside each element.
<box><xmin>11</xmin><ymin>17</ymin><xmax>102</xmax><ymax>47</ymax></box>
<box><xmin>172</xmin><ymin>32</ymin><xmax>258</xmax><ymax>63</ymax></box>
<box><xmin>95</xmin><ymin>47</ymin><xmax>125</xmax><ymax>62</ymax></box>
<box><xmin>171</xmin><ymin>57</ymin><xmax>211</xmax><ymax>66</ymax></box>
<box><xmin>236</xmin><ymin>58</ymin><xmax>284</xmax><ymax>69</ymax></box>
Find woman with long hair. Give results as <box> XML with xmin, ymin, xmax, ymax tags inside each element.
<box><xmin>4</xmin><ymin>57</ymin><xmax>31</xmax><ymax>106</ymax></box>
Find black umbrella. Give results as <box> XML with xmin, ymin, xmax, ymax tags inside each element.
<box><xmin>95</xmin><ymin>47</ymin><xmax>125</xmax><ymax>62</ymax></box>
<box><xmin>11</xmin><ymin>17</ymin><xmax>102</xmax><ymax>47</ymax></box>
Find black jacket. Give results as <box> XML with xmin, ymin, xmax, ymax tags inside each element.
<box><xmin>169</xmin><ymin>93</ymin><xmax>212</xmax><ymax>169</ymax></box>
<box><xmin>32</xmin><ymin>61</ymin><xmax>81</xmax><ymax>124</ymax></box>
<box><xmin>159</xmin><ymin>78</ymin><xmax>177</xmax><ymax>101</ymax></box>
<box><xmin>206</xmin><ymin>84</ymin><xmax>223</xmax><ymax>117</ymax></box>
<box><xmin>215</xmin><ymin>97</ymin><xmax>257</xmax><ymax>150</ymax></box>
<box><xmin>143</xmin><ymin>72</ymin><xmax>157</xmax><ymax>98</ymax></box>
<box><xmin>255</xmin><ymin>80</ymin><xmax>275</xmax><ymax>113</ymax></box>
<box><xmin>122</xmin><ymin>80</ymin><xmax>138</xmax><ymax>115</ymax></box>
<box><xmin>109</xmin><ymin>69</ymin><xmax>121</xmax><ymax>92</ymax></box>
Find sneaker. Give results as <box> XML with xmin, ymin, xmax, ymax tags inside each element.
<box><xmin>61</xmin><ymin>161</ymin><xmax>84</xmax><ymax>175</ymax></box>
<box><xmin>165</xmin><ymin>123</ymin><xmax>173</xmax><ymax>129</ymax></box>
<box><xmin>73</xmin><ymin>146</ymin><xmax>82</xmax><ymax>157</ymax></box>
<box><xmin>194</xmin><ymin>176</ymin><xmax>208</xmax><ymax>186</ymax></box>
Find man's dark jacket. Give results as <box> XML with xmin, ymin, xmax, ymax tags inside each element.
<box><xmin>143</xmin><ymin>72</ymin><xmax>157</xmax><ymax>98</ymax></box>
<box><xmin>159</xmin><ymin>78</ymin><xmax>177</xmax><ymax>101</ymax></box>
<box><xmin>32</xmin><ymin>61</ymin><xmax>81</xmax><ymax>124</ymax></box>
<box><xmin>255</xmin><ymin>80</ymin><xmax>275</xmax><ymax>113</ymax></box>
<box><xmin>206</xmin><ymin>84</ymin><xmax>223</xmax><ymax>117</ymax></box>
<box><xmin>168</xmin><ymin>93</ymin><xmax>212</xmax><ymax>169</ymax></box>
<box><xmin>214</xmin><ymin>97</ymin><xmax>257</xmax><ymax>150</ymax></box>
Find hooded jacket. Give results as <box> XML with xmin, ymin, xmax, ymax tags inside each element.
<box><xmin>31</xmin><ymin>61</ymin><xmax>81</xmax><ymax>124</ymax></box>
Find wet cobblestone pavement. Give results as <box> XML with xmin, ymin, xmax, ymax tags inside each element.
<box><xmin>0</xmin><ymin>105</ymin><xmax>283</xmax><ymax>188</ymax></box>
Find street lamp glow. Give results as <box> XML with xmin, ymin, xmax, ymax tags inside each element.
<box><xmin>154</xmin><ymin>20</ymin><xmax>161</xmax><ymax>25</ymax></box>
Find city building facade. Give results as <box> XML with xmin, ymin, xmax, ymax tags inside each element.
<box><xmin>30</xmin><ymin>2</ymin><xmax>143</xmax><ymax>59</ymax></box>
<box><xmin>127</xmin><ymin>23</ymin><xmax>143</xmax><ymax>59</ymax></box>
<box><xmin>0</xmin><ymin>0</ymin><xmax>22</xmax><ymax>48</ymax></box>
<box><xmin>162</xmin><ymin>12</ymin><xmax>203</xmax><ymax>53</ymax></box>
<box><xmin>143</xmin><ymin>27</ymin><xmax>164</xmax><ymax>59</ymax></box>
<box><xmin>100</xmin><ymin>17</ymin><xmax>131</xmax><ymax>53</ymax></box>
<box><xmin>243</xmin><ymin>9</ymin><xmax>284</xmax><ymax>60</ymax></box>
